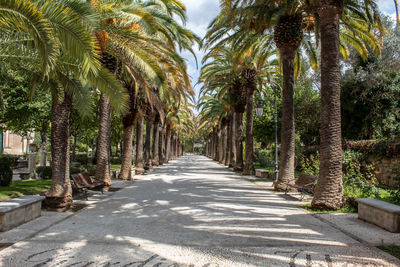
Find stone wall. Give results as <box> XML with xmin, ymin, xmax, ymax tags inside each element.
<box><xmin>2</xmin><ymin>131</ymin><xmax>34</xmax><ymax>155</ymax></box>
<box><xmin>371</xmin><ymin>156</ymin><xmax>400</xmax><ymax>186</ymax></box>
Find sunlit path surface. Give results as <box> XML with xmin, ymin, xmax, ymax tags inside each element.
<box><xmin>1</xmin><ymin>155</ymin><xmax>399</xmax><ymax>266</ymax></box>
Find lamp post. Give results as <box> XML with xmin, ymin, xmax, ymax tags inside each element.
<box><xmin>255</xmin><ymin>96</ymin><xmax>279</xmax><ymax>184</ymax></box>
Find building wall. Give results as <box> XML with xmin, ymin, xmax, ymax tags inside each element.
<box><xmin>2</xmin><ymin>131</ymin><xmax>34</xmax><ymax>155</ymax></box>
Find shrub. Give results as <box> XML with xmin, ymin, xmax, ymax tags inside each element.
<box><xmin>342</xmin><ymin>150</ymin><xmax>380</xmax><ymax>199</ymax></box>
<box><xmin>86</xmin><ymin>165</ymin><xmax>96</xmax><ymax>176</ymax></box>
<box><xmin>73</xmin><ymin>154</ymin><xmax>89</xmax><ymax>165</ymax></box>
<box><xmin>110</xmin><ymin>157</ymin><xmax>122</xmax><ymax>165</ymax></box>
<box><xmin>0</xmin><ymin>155</ymin><xmax>14</xmax><ymax>186</ymax></box>
<box><xmin>299</xmin><ymin>151</ymin><xmax>319</xmax><ymax>175</ymax></box>
<box><xmin>36</xmin><ymin>166</ymin><xmax>52</xmax><ymax>179</ymax></box>
<box><xmin>254</xmin><ymin>149</ymin><xmax>275</xmax><ymax>168</ymax></box>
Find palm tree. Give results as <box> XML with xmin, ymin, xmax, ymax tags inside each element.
<box><xmin>0</xmin><ymin>0</ymin><xmax>126</xmax><ymax>209</ymax></box>
<box><xmin>219</xmin><ymin>0</ymin><xmax>382</xmax><ymax>191</ymax></box>
<box><xmin>135</xmin><ymin>115</ymin><xmax>145</xmax><ymax>174</ymax></box>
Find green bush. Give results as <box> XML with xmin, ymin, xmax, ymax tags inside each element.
<box><xmin>73</xmin><ymin>154</ymin><xmax>89</xmax><ymax>165</ymax></box>
<box><xmin>299</xmin><ymin>151</ymin><xmax>319</xmax><ymax>175</ymax></box>
<box><xmin>86</xmin><ymin>165</ymin><xmax>96</xmax><ymax>176</ymax></box>
<box><xmin>110</xmin><ymin>157</ymin><xmax>122</xmax><ymax>165</ymax></box>
<box><xmin>36</xmin><ymin>166</ymin><xmax>52</xmax><ymax>179</ymax></box>
<box><xmin>0</xmin><ymin>155</ymin><xmax>14</xmax><ymax>186</ymax></box>
<box><xmin>342</xmin><ymin>150</ymin><xmax>380</xmax><ymax>199</ymax></box>
<box><xmin>254</xmin><ymin>149</ymin><xmax>275</xmax><ymax>168</ymax></box>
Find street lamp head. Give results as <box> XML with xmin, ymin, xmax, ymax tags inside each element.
<box><xmin>255</xmin><ymin>102</ymin><xmax>264</xmax><ymax>117</ymax></box>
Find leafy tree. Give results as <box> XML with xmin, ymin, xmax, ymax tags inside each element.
<box><xmin>342</xmin><ymin>18</ymin><xmax>400</xmax><ymax>141</ymax></box>
<box><xmin>0</xmin><ymin>69</ymin><xmax>51</xmax><ymax>140</ymax></box>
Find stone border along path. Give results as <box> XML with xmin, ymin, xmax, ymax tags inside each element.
<box><xmin>0</xmin><ymin>155</ymin><xmax>399</xmax><ymax>267</ymax></box>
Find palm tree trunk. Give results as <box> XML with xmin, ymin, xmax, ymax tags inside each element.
<box><xmin>229</xmin><ymin>113</ymin><xmax>236</xmax><ymax>167</ymax></box>
<box><xmin>243</xmin><ymin>92</ymin><xmax>255</xmax><ymax>175</ymax></box>
<box><xmin>44</xmin><ymin>92</ymin><xmax>73</xmax><ymax>211</ymax></box>
<box><xmin>175</xmin><ymin>137</ymin><xmax>179</xmax><ymax>158</ymax></box>
<box><xmin>144</xmin><ymin>120</ymin><xmax>154</xmax><ymax>172</ymax></box>
<box><xmin>119</xmin><ymin>119</ymin><xmax>135</xmax><ymax>180</ymax></box>
<box><xmin>135</xmin><ymin>116</ymin><xmax>145</xmax><ymax>174</ymax></box>
<box><xmin>225</xmin><ymin>115</ymin><xmax>232</xmax><ymax>166</ymax></box>
<box><xmin>159</xmin><ymin>125</ymin><xmax>165</xmax><ymax>165</ymax></box>
<box><xmin>274</xmin><ymin>48</ymin><xmax>296</xmax><ymax>190</ymax></box>
<box><xmin>165</xmin><ymin>125</ymin><xmax>171</xmax><ymax>162</ymax></box>
<box><xmin>223</xmin><ymin>122</ymin><xmax>229</xmax><ymax>165</ymax></box>
<box><xmin>234</xmin><ymin>112</ymin><xmax>243</xmax><ymax>171</ymax></box>
<box><xmin>218</xmin><ymin>127</ymin><xmax>224</xmax><ymax>163</ymax></box>
<box><xmin>152</xmin><ymin>120</ymin><xmax>160</xmax><ymax>166</ymax></box>
<box><xmin>312</xmin><ymin>2</ymin><xmax>344</xmax><ymax>210</ymax></box>
<box><xmin>95</xmin><ymin>92</ymin><xmax>112</xmax><ymax>190</ymax></box>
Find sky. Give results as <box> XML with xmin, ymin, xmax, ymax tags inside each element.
<box><xmin>180</xmin><ymin>0</ymin><xmax>398</xmax><ymax>102</ymax></box>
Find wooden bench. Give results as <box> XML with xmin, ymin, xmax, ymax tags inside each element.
<box><xmin>71</xmin><ymin>173</ymin><xmax>104</xmax><ymax>199</ymax></box>
<box><xmin>0</xmin><ymin>195</ymin><xmax>45</xmax><ymax>231</ymax></box>
<box><xmin>255</xmin><ymin>169</ymin><xmax>271</xmax><ymax>179</ymax></box>
<box><xmin>357</xmin><ymin>198</ymin><xmax>400</xmax><ymax>232</ymax></box>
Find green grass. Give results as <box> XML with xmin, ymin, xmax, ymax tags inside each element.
<box><xmin>301</xmin><ymin>203</ymin><xmax>357</xmax><ymax>213</ymax></box>
<box><xmin>378</xmin><ymin>246</ymin><xmax>400</xmax><ymax>259</ymax></box>
<box><xmin>110</xmin><ymin>164</ymin><xmax>121</xmax><ymax>171</ymax></box>
<box><xmin>0</xmin><ymin>180</ymin><xmax>52</xmax><ymax>201</ymax></box>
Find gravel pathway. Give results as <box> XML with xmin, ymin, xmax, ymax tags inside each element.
<box><xmin>1</xmin><ymin>155</ymin><xmax>399</xmax><ymax>266</ymax></box>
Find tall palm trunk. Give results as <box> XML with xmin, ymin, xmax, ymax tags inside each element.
<box><xmin>218</xmin><ymin>127</ymin><xmax>224</xmax><ymax>163</ymax></box>
<box><xmin>273</xmin><ymin>15</ymin><xmax>303</xmax><ymax>190</ymax></box>
<box><xmin>95</xmin><ymin>92</ymin><xmax>112</xmax><ymax>190</ymax></box>
<box><xmin>229</xmin><ymin>112</ymin><xmax>236</xmax><ymax>167</ymax></box>
<box><xmin>243</xmin><ymin>91</ymin><xmax>255</xmax><ymax>175</ymax></box>
<box><xmin>44</xmin><ymin>92</ymin><xmax>73</xmax><ymax>211</ymax></box>
<box><xmin>152</xmin><ymin>120</ymin><xmax>160</xmax><ymax>166</ymax></box>
<box><xmin>312</xmin><ymin>1</ymin><xmax>344</xmax><ymax>210</ymax></box>
<box><xmin>95</xmin><ymin>52</ymin><xmax>117</xmax><ymax>190</ymax></box>
<box><xmin>119</xmin><ymin>82</ymin><xmax>137</xmax><ymax>180</ymax></box>
<box><xmin>234</xmin><ymin>112</ymin><xmax>243</xmax><ymax>171</ymax></box>
<box><xmin>119</xmin><ymin>116</ymin><xmax>136</xmax><ymax>180</ymax></box>
<box><xmin>144</xmin><ymin>119</ymin><xmax>154</xmax><ymax>171</ymax></box>
<box><xmin>135</xmin><ymin>116</ymin><xmax>145</xmax><ymax>174</ymax></box>
<box><xmin>165</xmin><ymin>125</ymin><xmax>171</xmax><ymax>162</ymax></box>
<box><xmin>159</xmin><ymin>125</ymin><xmax>165</xmax><ymax>165</ymax></box>
<box><xmin>224</xmin><ymin>116</ymin><xmax>231</xmax><ymax>166</ymax></box>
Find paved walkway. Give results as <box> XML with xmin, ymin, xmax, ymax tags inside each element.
<box><xmin>1</xmin><ymin>155</ymin><xmax>399</xmax><ymax>266</ymax></box>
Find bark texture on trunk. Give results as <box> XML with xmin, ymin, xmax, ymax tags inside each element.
<box><xmin>243</xmin><ymin>93</ymin><xmax>255</xmax><ymax>175</ymax></box>
<box><xmin>312</xmin><ymin>3</ymin><xmax>344</xmax><ymax>210</ymax></box>
<box><xmin>95</xmin><ymin>93</ymin><xmax>112</xmax><ymax>190</ymax></box>
<box><xmin>159</xmin><ymin>126</ymin><xmax>165</xmax><ymax>165</ymax></box>
<box><xmin>224</xmin><ymin>119</ymin><xmax>230</xmax><ymax>166</ymax></box>
<box><xmin>234</xmin><ymin>112</ymin><xmax>243</xmax><ymax>171</ymax></box>
<box><xmin>119</xmin><ymin>121</ymin><xmax>135</xmax><ymax>180</ymax></box>
<box><xmin>44</xmin><ymin>92</ymin><xmax>73</xmax><ymax>211</ymax></box>
<box><xmin>218</xmin><ymin>128</ymin><xmax>224</xmax><ymax>163</ymax></box>
<box><xmin>135</xmin><ymin>116</ymin><xmax>145</xmax><ymax>174</ymax></box>
<box><xmin>274</xmin><ymin>48</ymin><xmax>296</xmax><ymax>190</ymax></box>
<box><xmin>152</xmin><ymin>121</ymin><xmax>160</xmax><ymax>166</ymax></box>
<box><xmin>165</xmin><ymin>125</ymin><xmax>171</xmax><ymax>162</ymax></box>
<box><xmin>144</xmin><ymin>120</ymin><xmax>153</xmax><ymax>171</ymax></box>
<box><xmin>229</xmin><ymin>113</ymin><xmax>236</xmax><ymax>167</ymax></box>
